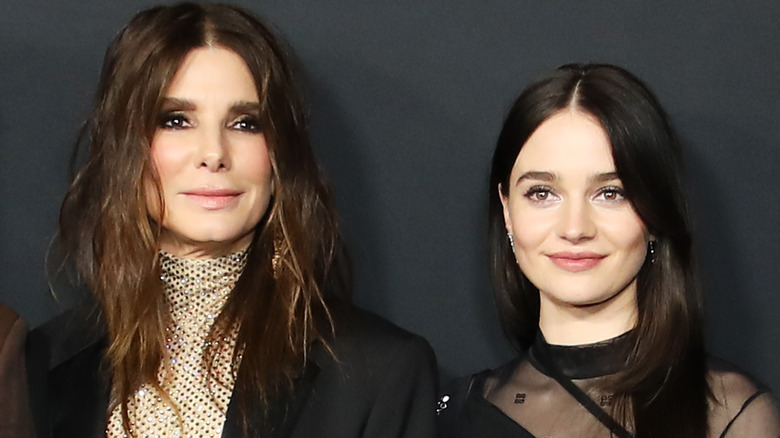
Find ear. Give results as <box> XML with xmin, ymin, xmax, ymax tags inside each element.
<box><xmin>498</xmin><ymin>183</ymin><xmax>514</xmax><ymax>236</ymax></box>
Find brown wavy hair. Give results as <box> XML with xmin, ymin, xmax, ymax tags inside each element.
<box><xmin>57</xmin><ymin>3</ymin><xmax>345</xmax><ymax>434</ymax></box>
<box><xmin>488</xmin><ymin>64</ymin><xmax>708</xmax><ymax>437</ymax></box>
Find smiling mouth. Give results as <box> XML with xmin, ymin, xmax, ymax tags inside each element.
<box><xmin>547</xmin><ymin>252</ymin><xmax>606</xmax><ymax>272</ymax></box>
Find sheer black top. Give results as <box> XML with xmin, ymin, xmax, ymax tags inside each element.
<box><xmin>438</xmin><ymin>332</ymin><xmax>780</xmax><ymax>437</ymax></box>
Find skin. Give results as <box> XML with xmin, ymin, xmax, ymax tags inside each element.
<box><xmin>147</xmin><ymin>46</ymin><xmax>273</xmax><ymax>259</ymax></box>
<box><xmin>500</xmin><ymin>109</ymin><xmax>651</xmax><ymax>345</ymax></box>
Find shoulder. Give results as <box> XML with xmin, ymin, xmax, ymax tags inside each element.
<box><xmin>439</xmin><ymin>359</ymin><xmax>515</xmax><ymax>404</ymax></box>
<box><xmin>0</xmin><ymin>303</ymin><xmax>35</xmax><ymax>438</ymax></box>
<box><xmin>309</xmin><ymin>303</ymin><xmax>438</xmax><ymax>400</ymax></box>
<box><xmin>438</xmin><ymin>371</ymin><xmax>483</xmax><ymax>417</ymax></box>
<box><xmin>324</xmin><ymin>304</ymin><xmax>437</xmax><ymax>369</ymax></box>
<box><xmin>295</xmin><ymin>305</ymin><xmax>438</xmax><ymax>437</ymax></box>
<box><xmin>0</xmin><ymin>302</ymin><xmax>25</xmax><ymax>351</ymax></box>
<box><xmin>439</xmin><ymin>357</ymin><xmax>522</xmax><ymax>404</ymax></box>
<box><xmin>26</xmin><ymin>300</ymin><xmax>109</xmax><ymax>435</ymax></box>
<box><xmin>437</xmin><ymin>358</ymin><xmax>521</xmax><ymax>437</ymax></box>
<box><xmin>707</xmin><ymin>357</ymin><xmax>780</xmax><ymax>437</ymax></box>
<box><xmin>27</xmin><ymin>299</ymin><xmax>105</xmax><ymax>372</ymax></box>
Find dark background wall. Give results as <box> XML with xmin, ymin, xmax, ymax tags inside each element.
<box><xmin>1</xmin><ymin>0</ymin><xmax>778</xmax><ymax>392</ymax></box>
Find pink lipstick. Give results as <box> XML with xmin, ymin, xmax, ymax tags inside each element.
<box><xmin>547</xmin><ymin>251</ymin><xmax>606</xmax><ymax>272</ymax></box>
<box><xmin>182</xmin><ymin>188</ymin><xmax>242</xmax><ymax>210</ymax></box>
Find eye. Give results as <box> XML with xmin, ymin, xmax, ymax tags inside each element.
<box><xmin>158</xmin><ymin>112</ymin><xmax>191</xmax><ymax>130</ymax></box>
<box><xmin>230</xmin><ymin>116</ymin><xmax>261</xmax><ymax>133</ymax></box>
<box><xmin>523</xmin><ymin>185</ymin><xmax>557</xmax><ymax>203</ymax></box>
<box><xmin>595</xmin><ymin>186</ymin><xmax>626</xmax><ymax>202</ymax></box>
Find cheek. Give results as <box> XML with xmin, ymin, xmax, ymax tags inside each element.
<box><xmin>144</xmin><ymin>178</ymin><xmax>162</xmax><ymax>222</ymax></box>
<box><xmin>506</xmin><ymin>206</ymin><xmax>552</xmax><ymax>278</ymax></box>
<box><xmin>147</xmin><ymin>132</ymin><xmax>197</xmax><ymax>213</ymax></box>
<box><xmin>509</xmin><ymin>205</ymin><xmax>551</xmax><ymax>250</ymax></box>
<box><xmin>625</xmin><ymin>230</ymin><xmax>649</xmax><ymax>262</ymax></box>
<box><xmin>145</xmin><ymin>136</ymin><xmax>180</xmax><ymax>224</ymax></box>
<box><xmin>150</xmin><ymin>140</ymin><xmax>185</xmax><ymax>180</ymax></box>
<box><xmin>249</xmin><ymin>156</ymin><xmax>273</xmax><ymax>188</ymax></box>
<box><xmin>601</xmin><ymin>214</ymin><xmax>648</xmax><ymax>259</ymax></box>
<box><xmin>236</xmin><ymin>139</ymin><xmax>274</xmax><ymax>210</ymax></box>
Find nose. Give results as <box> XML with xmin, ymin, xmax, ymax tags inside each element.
<box><xmin>197</xmin><ymin>128</ymin><xmax>231</xmax><ymax>171</ymax></box>
<box><xmin>557</xmin><ymin>199</ymin><xmax>596</xmax><ymax>243</ymax></box>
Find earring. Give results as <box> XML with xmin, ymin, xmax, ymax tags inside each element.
<box><xmin>648</xmin><ymin>240</ymin><xmax>656</xmax><ymax>263</ymax></box>
<box><xmin>508</xmin><ymin>233</ymin><xmax>516</xmax><ymax>253</ymax></box>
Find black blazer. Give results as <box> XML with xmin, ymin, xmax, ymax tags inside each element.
<box><xmin>27</xmin><ymin>302</ymin><xmax>438</xmax><ymax>438</ymax></box>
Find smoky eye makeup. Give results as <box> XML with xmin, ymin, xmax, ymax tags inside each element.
<box><xmin>230</xmin><ymin>115</ymin><xmax>262</xmax><ymax>133</ymax></box>
<box><xmin>157</xmin><ymin>110</ymin><xmax>192</xmax><ymax>130</ymax></box>
<box><xmin>227</xmin><ymin>102</ymin><xmax>263</xmax><ymax>133</ymax></box>
<box><xmin>156</xmin><ymin>97</ymin><xmax>196</xmax><ymax>129</ymax></box>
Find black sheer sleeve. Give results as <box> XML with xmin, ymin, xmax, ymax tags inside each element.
<box><xmin>707</xmin><ymin>359</ymin><xmax>780</xmax><ymax>438</ymax></box>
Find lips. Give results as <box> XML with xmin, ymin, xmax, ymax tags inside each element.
<box><xmin>547</xmin><ymin>251</ymin><xmax>606</xmax><ymax>272</ymax></box>
<box><xmin>181</xmin><ymin>188</ymin><xmax>242</xmax><ymax>210</ymax></box>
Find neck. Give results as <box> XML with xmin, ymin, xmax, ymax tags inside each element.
<box><xmin>160</xmin><ymin>249</ymin><xmax>249</xmax><ymax>325</ymax></box>
<box><xmin>159</xmin><ymin>249</ymin><xmax>249</xmax><ymax>295</ymax></box>
<box><xmin>159</xmin><ymin>232</ymin><xmax>254</xmax><ymax>260</ymax></box>
<box><xmin>538</xmin><ymin>291</ymin><xmax>637</xmax><ymax>346</ymax></box>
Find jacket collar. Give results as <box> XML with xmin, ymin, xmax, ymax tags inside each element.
<box><xmin>40</xmin><ymin>300</ymin><xmax>320</xmax><ymax>438</ymax></box>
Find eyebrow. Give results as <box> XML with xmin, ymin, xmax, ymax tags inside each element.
<box><xmin>160</xmin><ymin>97</ymin><xmax>195</xmax><ymax>111</ymax></box>
<box><xmin>228</xmin><ymin>101</ymin><xmax>262</xmax><ymax>116</ymax></box>
<box><xmin>514</xmin><ymin>171</ymin><xmax>621</xmax><ymax>185</ymax></box>
<box><xmin>515</xmin><ymin>171</ymin><xmax>555</xmax><ymax>185</ymax></box>
<box><xmin>159</xmin><ymin>98</ymin><xmax>262</xmax><ymax>115</ymax></box>
<box><xmin>591</xmin><ymin>171</ymin><xmax>620</xmax><ymax>183</ymax></box>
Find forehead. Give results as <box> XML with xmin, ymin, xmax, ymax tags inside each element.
<box><xmin>514</xmin><ymin>109</ymin><xmax>616</xmax><ymax>175</ymax></box>
<box><xmin>165</xmin><ymin>46</ymin><xmax>258</xmax><ymax>100</ymax></box>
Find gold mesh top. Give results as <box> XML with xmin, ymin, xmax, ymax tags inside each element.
<box><xmin>107</xmin><ymin>250</ymin><xmax>248</xmax><ymax>438</ymax></box>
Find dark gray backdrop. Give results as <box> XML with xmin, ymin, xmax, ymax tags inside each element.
<box><xmin>2</xmin><ymin>0</ymin><xmax>779</xmax><ymax>392</ymax></box>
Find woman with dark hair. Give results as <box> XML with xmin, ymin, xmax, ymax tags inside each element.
<box><xmin>438</xmin><ymin>63</ymin><xmax>779</xmax><ymax>437</ymax></box>
<box><xmin>29</xmin><ymin>3</ymin><xmax>436</xmax><ymax>437</ymax></box>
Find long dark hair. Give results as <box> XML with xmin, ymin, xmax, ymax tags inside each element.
<box><xmin>488</xmin><ymin>63</ymin><xmax>708</xmax><ymax>437</ymax></box>
<box><xmin>57</xmin><ymin>2</ymin><xmax>345</xmax><ymax>434</ymax></box>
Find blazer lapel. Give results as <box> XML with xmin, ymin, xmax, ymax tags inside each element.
<box><xmin>49</xmin><ymin>338</ymin><xmax>110</xmax><ymax>437</ymax></box>
<box><xmin>27</xmin><ymin>300</ymin><xmax>110</xmax><ymax>438</ymax></box>
<box><xmin>222</xmin><ymin>361</ymin><xmax>319</xmax><ymax>438</ymax></box>
<box><xmin>34</xmin><ymin>300</ymin><xmax>322</xmax><ymax>438</ymax></box>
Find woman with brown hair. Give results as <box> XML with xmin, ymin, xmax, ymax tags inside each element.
<box><xmin>30</xmin><ymin>3</ymin><xmax>436</xmax><ymax>437</ymax></box>
<box><xmin>437</xmin><ymin>63</ymin><xmax>779</xmax><ymax>437</ymax></box>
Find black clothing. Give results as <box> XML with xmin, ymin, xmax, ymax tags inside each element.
<box><xmin>28</xmin><ymin>302</ymin><xmax>438</xmax><ymax>438</ymax></box>
<box><xmin>0</xmin><ymin>304</ymin><xmax>35</xmax><ymax>438</ymax></box>
<box><xmin>438</xmin><ymin>332</ymin><xmax>779</xmax><ymax>437</ymax></box>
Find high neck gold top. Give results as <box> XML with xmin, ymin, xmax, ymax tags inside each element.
<box><xmin>107</xmin><ymin>250</ymin><xmax>248</xmax><ymax>438</ymax></box>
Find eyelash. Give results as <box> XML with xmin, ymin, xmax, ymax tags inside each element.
<box><xmin>158</xmin><ymin>112</ymin><xmax>190</xmax><ymax>130</ymax></box>
<box><xmin>231</xmin><ymin>116</ymin><xmax>261</xmax><ymax>133</ymax></box>
<box><xmin>523</xmin><ymin>185</ymin><xmax>556</xmax><ymax>203</ymax></box>
<box><xmin>595</xmin><ymin>186</ymin><xmax>626</xmax><ymax>202</ymax></box>
<box><xmin>521</xmin><ymin>185</ymin><xmax>626</xmax><ymax>203</ymax></box>
<box><xmin>156</xmin><ymin>112</ymin><xmax>262</xmax><ymax>133</ymax></box>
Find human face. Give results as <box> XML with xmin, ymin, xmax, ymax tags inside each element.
<box><xmin>500</xmin><ymin>110</ymin><xmax>649</xmax><ymax>331</ymax></box>
<box><xmin>147</xmin><ymin>46</ymin><xmax>273</xmax><ymax>259</ymax></box>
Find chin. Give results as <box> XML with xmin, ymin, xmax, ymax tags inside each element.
<box><xmin>161</xmin><ymin>224</ymin><xmax>255</xmax><ymax>254</ymax></box>
<box><xmin>196</xmin><ymin>232</ymin><xmax>252</xmax><ymax>248</ymax></box>
<box><xmin>542</xmin><ymin>286</ymin><xmax>623</xmax><ymax>307</ymax></box>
